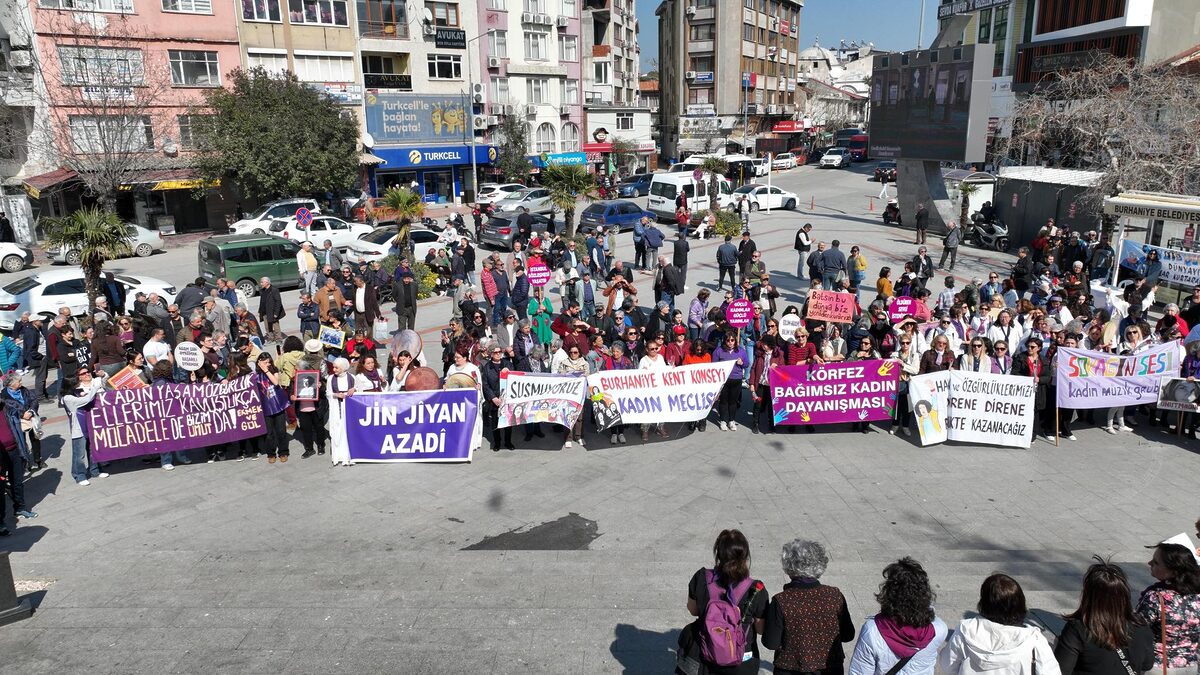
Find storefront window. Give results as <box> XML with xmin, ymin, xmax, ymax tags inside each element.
<box><xmin>424</xmin><ymin>170</ymin><xmax>453</xmax><ymax>204</ymax></box>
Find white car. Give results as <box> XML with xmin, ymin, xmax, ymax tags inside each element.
<box><xmin>476</xmin><ymin>183</ymin><xmax>526</xmax><ymax>205</ymax></box>
<box><xmin>0</xmin><ymin>268</ymin><xmax>177</xmax><ymax>330</ymax></box>
<box><xmin>228</xmin><ymin>198</ymin><xmax>321</xmax><ymax>235</ymax></box>
<box><xmin>47</xmin><ymin>224</ymin><xmax>165</xmax><ymax>265</ymax></box>
<box><xmin>730</xmin><ymin>184</ymin><xmax>799</xmax><ymax>211</ymax></box>
<box><xmin>345</xmin><ymin>226</ymin><xmax>443</xmax><ymax>264</ymax></box>
<box><xmin>771</xmin><ymin>153</ymin><xmax>798</xmax><ymax>170</ymax></box>
<box><xmin>267</xmin><ymin>215</ymin><xmax>373</xmax><ymax>250</ymax></box>
<box><xmin>492</xmin><ymin>187</ymin><xmax>555</xmax><ymax>215</ymax></box>
<box><xmin>751</xmin><ymin>158</ymin><xmax>771</xmax><ymax>177</ymax></box>
<box><xmin>820</xmin><ymin>147</ymin><xmax>851</xmax><ymax>168</ymax></box>
<box><xmin>0</xmin><ymin>243</ymin><xmax>34</xmax><ymax>274</ymax></box>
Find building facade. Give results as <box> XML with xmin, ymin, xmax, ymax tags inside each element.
<box><xmin>582</xmin><ymin>104</ymin><xmax>654</xmax><ymax>173</ymax></box>
<box><xmin>581</xmin><ymin>0</ymin><xmax>639</xmax><ymax>106</ymax></box>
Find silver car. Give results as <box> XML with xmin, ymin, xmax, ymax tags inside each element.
<box><xmin>47</xmin><ymin>223</ymin><xmax>165</xmax><ymax>265</ymax></box>
<box><xmin>491</xmin><ymin>187</ymin><xmax>555</xmax><ymax>215</ymax></box>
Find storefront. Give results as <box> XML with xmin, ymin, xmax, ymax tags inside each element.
<box><xmin>370</xmin><ymin>145</ymin><xmax>496</xmax><ymax>204</ymax></box>
<box><xmin>582</xmin><ymin>138</ymin><xmax>657</xmax><ymax>176</ymax></box>
<box><xmin>527</xmin><ymin>151</ymin><xmax>587</xmax><ymax>172</ymax></box>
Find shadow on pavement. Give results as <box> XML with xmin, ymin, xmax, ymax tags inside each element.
<box><xmin>609</xmin><ymin>622</ymin><xmax>681</xmax><ymax>675</ymax></box>
<box><xmin>0</xmin><ymin>525</ymin><xmax>46</xmax><ymax>553</ymax></box>
<box><xmin>22</xmin><ymin>468</ymin><xmax>62</xmax><ymax>511</ymax></box>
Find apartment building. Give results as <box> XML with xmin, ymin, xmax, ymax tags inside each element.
<box><xmin>582</xmin><ymin>0</ymin><xmax>638</xmax><ymax>106</ymax></box>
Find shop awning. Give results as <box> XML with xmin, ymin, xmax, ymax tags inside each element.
<box><xmin>360</xmin><ymin>152</ymin><xmax>386</xmax><ymax>165</ymax></box>
<box><xmin>22</xmin><ymin>168</ymin><xmax>79</xmax><ymax>199</ymax></box>
<box><xmin>116</xmin><ymin>168</ymin><xmax>217</xmax><ymax>192</ymax></box>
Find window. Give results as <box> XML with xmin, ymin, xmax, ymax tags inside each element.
<box><xmin>993</xmin><ymin>9</ymin><xmax>1008</xmax><ymax>76</ymax></box>
<box><xmin>427</xmin><ymin>54</ymin><xmax>462</xmax><ymax>79</ymax></box>
<box><xmin>690</xmin><ymin>55</ymin><xmax>713</xmax><ymax>72</ymax></box>
<box><xmin>488</xmin><ymin>30</ymin><xmax>508</xmax><ymax>59</ymax></box>
<box><xmin>690</xmin><ymin>23</ymin><xmax>714</xmax><ymax>40</ymax></box>
<box><xmin>523</xmin><ymin>0</ymin><xmax>544</xmax><ymax>11</ymax></box>
<box><xmin>490</xmin><ymin>77</ymin><xmax>510</xmax><ymax>102</ymax></box>
<box><xmin>562</xmin><ymin>0</ymin><xmax>574</xmax><ymax>13</ymax></box>
<box><xmin>288</xmin><ymin>0</ymin><xmax>348</xmax><ymax>25</ymax></box>
<box><xmin>616</xmin><ymin>112</ymin><xmax>633</xmax><ymax>130</ymax></box>
<box><xmin>486</xmin><ymin>0</ymin><xmax>503</xmax><ymax>7</ymax></box>
<box><xmin>168</xmin><ymin>50</ymin><xmax>221</xmax><ymax>87</ymax></box>
<box><xmin>562</xmin><ymin>79</ymin><xmax>578</xmax><ymax>104</ymax></box>
<box><xmin>535</xmin><ymin>123</ymin><xmax>556</xmax><ymax>153</ymax></box>
<box><xmin>593</xmin><ymin>61</ymin><xmax>610</xmax><ymax>84</ymax></box>
<box><xmin>527</xmin><ymin>78</ymin><xmax>549</xmax><ymax>104</ymax></box>
<box><xmin>68</xmin><ymin>115</ymin><xmax>153</xmax><ymax>154</ymax></box>
<box><xmin>163</xmin><ymin>0</ymin><xmax>211</xmax><ymax>12</ymax></box>
<box><xmin>425</xmin><ymin>1</ymin><xmax>459</xmax><ymax>26</ymax></box>
<box><xmin>242</xmin><ymin>0</ymin><xmax>281</xmax><ymax>20</ymax></box>
<box><xmin>43</xmin><ymin>279</ymin><xmax>86</xmax><ymax>296</ymax></box>
<box><xmin>695</xmin><ymin>0</ymin><xmax>712</xmax><ymax>5</ymax></box>
<box><xmin>358</xmin><ymin>0</ymin><xmax>409</xmax><ymax>38</ymax></box>
<box><xmin>560</xmin><ymin>122</ymin><xmax>579</xmax><ymax>152</ymax></box>
<box><xmin>247</xmin><ymin>51</ymin><xmax>288</xmax><ymax>76</ymax></box>
<box><xmin>294</xmin><ymin>54</ymin><xmax>354</xmax><ymax>81</ymax></box>
<box><xmin>362</xmin><ymin>54</ymin><xmax>394</xmax><ymax>74</ymax></box>
<box><xmin>57</xmin><ymin>46</ymin><xmax>144</xmax><ymax>86</ymax></box>
<box><xmin>687</xmin><ymin>88</ymin><xmax>711</xmax><ymax>104</ymax></box>
<box><xmin>978</xmin><ymin>8</ymin><xmax>992</xmax><ymax>42</ymax></box>
<box><xmin>559</xmin><ymin>35</ymin><xmax>577</xmax><ymax>62</ymax></box>
<box><xmin>524</xmin><ymin>31</ymin><xmax>548</xmax><ymax>60</ymax></box>
<box><xmin>178</xmin><ymin>114</ymin><xmax>210</xmax><ymax>149</ymax></box>
<box><xmin>40</xmin><ymin>0</ymin><xmax>132</xmax><ymax>12</ymax></box>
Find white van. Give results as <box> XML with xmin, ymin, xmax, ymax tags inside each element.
<box><xmin>647</xmin><ymin>172</ymin><xmax>733</xmax><ymax>221</ymax></box>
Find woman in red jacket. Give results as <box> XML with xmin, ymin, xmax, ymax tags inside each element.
<box><xmin>749</xmin><ymin>335</ymin><xmax>785</xmax><ymax>434</ymax></box>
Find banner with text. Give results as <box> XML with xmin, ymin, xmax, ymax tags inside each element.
<box><xmin>805</xmin><ymin>290</ymin><xmax>857</xmax><ymax>323</ymax></box>
<box><xmin>908</xmin><ymin>372</ymin><xmax>1036</xmax><ymax>447</ymax></box>
<box><xmin>88</xmin><ymin>376</ymin><xmax>266</xmax><ymax>462</ymax></box>
<box><xmin>1119</xmin><ymin>240</ymin><xmax>1200</xmax><ymax>288</ymax></box>
<box><xmin>498</xmin><ymin>372</ymin><xmax>587</xmax><ymax>429</ymax></box>
<box><xmin>1157</xmin><ymin>377</ymin><xmax>1200</xmax><ymax>412</ymax></box>
<box><xmin>344</xmin><ymin>389</ymin><xmax>479</xmax><ymax>462</ymax></box>
<box><xmin>585</xmin><ymin>361</ymin><xmax>734</xmax><ymax>431</ymax></box>
<box><xmin>1056</xmin><ymin>343</ymin><xmax>1179</xmax><ymax>408</ymax></box>
<box><xmin>908</xmin><ymin>372</ymin><xmax>950</xmax><ymax>445</ymax></box>
<box><xmin>769</xmin><ymin>360</ymin><xmax>900</xmax><ymax>425</ymax></box>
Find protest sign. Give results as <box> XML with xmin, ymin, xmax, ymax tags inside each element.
<box><xmin>806</xmin><ymin>290</ymin><xmax>856</xmax><ymax>323</ymax></box>
<box><xmin>107</xmin><ymin>365</ymin><xmax>148</xmax><ymax>390</ymax></box>
<box><xmin>779</xmin><ymin>313</ymin><xmax>802</xmax><ymax>341</ymax></box>
<box><xmin>343</xmin><ymin>389</ymin><xmax>479</xmax><ymax>462</ymax></box>
<box><xmin>174</xmin><ymin>342</ymin><xmax>204</xmax><ymax>371</ymax></box>
<box><xmin>908</xmin><ymin>372</ymin><xmax>950</xmax><ymax>445</ymax></box>
<box><xmin>527</xmin><ymin>262</ymin><xmax>552</xmax><ymax>287</ymax></box>
<box><xmin>725</xmin><ymin>299</ymin><xmax>753</xmax><ymax>328</ymax></box>
<box><xmin>585</xmin><ymin>361</ymin><xmax>733</xmax><ymax>430</ymax></box>
<box><xmin>1119</xmin><ymin>240</ymin><xmax>1200</xmax><ymax>287</ymax></box>
<box><xmin>88</xmin><ymin>376</ymin><xmax>266</xmax><ymax>462</ymax></box>
<box><xmin>887</xmin><ymin>296</ymin><xmax>924</xmax><ymax>323</ymax></box>
<box><xmin>945</xmin><ymin>371</ymin><xmax>1036</xmax><ymax>448</ymax></box>
<box><xmin>1056</xmin><ymin>343</ymin><xmax>1179</xmax><ymax>408</ymax></box>
<box><xmin>498</xmin><ymin>372</ymin><xmax>586</xmax><ymax>429</ymax></box>
<box><xmin>1157</xmin><ymin>377</ymin><xmax>1200</xmax><ymax>412</ymax></box>
<box><xmin>318</xmin><ymin>325</ymin><xmax>345</xmax><ymax>350</ymax></box>
<box><xmin>769</xmin><ymin>360</ymin><xmax>900</xmax><ymax>426</ymax></box>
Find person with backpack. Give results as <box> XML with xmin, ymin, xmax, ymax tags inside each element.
<box><xmin>762</xmin><ymin>539</ymin><xmax>856</xmax><ymax>675</ymax></box>
<box><xmin>677</xmin><ymin>529</ymin><xmax>769</xmax><ymax>675</ymax></box>
<box><xmin>848</xmin><ymin>557</ymin><xmax>947</xmax><ymax>675</ymax></box>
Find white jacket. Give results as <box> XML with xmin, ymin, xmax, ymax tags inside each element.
<box><xmin>849</xmin><ymin>616</ymin><xmax>948</xmax><ymax>675</ymax></box>
<box><xmin>938</xmin><ymin>617</ymin><xmax>1061</xmax><ymax>675</ymax></box>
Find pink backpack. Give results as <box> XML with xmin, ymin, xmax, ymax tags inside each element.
<box><xmin>698</xmin><ymin>570</ymin><xmax>756</xmax><ymax>667</ymax></box>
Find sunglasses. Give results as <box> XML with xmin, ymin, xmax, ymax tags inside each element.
<box><xmin>971</xmin><ymin>343</ymin><xmax>984</xmax><ymax>348</ymax></box>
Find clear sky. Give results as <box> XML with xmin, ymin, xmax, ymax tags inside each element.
<box><xmin>637</xmin><ymin>0</ymin><xmax>943</xmax><ymax>71</ymax></box>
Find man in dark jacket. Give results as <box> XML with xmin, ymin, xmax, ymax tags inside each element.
<box><xmin>737</xmin><ymin>231</ymin><xmax>757</xmax><ymax>283</ymax></box>
<box><xmin>914</xmin><ymin>203</ymin><xmax>929</xmax><ymax>244</ymax></box>
<box><xmin>672</xmin><ymin>231</ymin><xmax>690</xmax><ymax>287</ymax></box>
<box><xmin>297</xmin><ymin>293</ymin><xmax>320</xmax><ymax>338</ymax></box>
<box><xmin>16</xmin><ymin>313</ymin><xmax>41</xmax><ymax>371</ymax></box>
<box><xmin>394</xmin><ymin>268</ymin><xmax>418</xmax><ymax>331</ymax></box>
<box><xmin>481</xmin><ymin>346</ymin><xmax>514</xmax><ymax>451</ymax></box>
<box><xmin>642</xmin><ymin>221</ymin><xmax>665</xmax><ymax>270</ymax></box>
<box><xmin>716</xmin><ymin>235</ymin><xmax>738</xmax><ymax>290</ymax></box>
<box><xmin>257</xmin><ymin>277</ymin><xmax>286</xmax><ymax>341</ymax></box>
<box><xmin>102</xmin><ymin>272</ymin><xmax>126</xmax><ymax>315</ymax></box>
<box><xmin>806</xmin><ymin>242</ymin><xmax>826</xmax><ymax>288</ymax></box>
<box><xmin>654</xmin><ymin>255</ymin><xmax>685</xmax><ymax>310</ymax></box>
<box><xmin>821</xmin><ymin>239</ymin><xmax>847</xmax><ymax>289</ymax></box>
<box><xmin>174</xmin><ymin>277</ymin><xmax>207</xmax><ymax>317</ymax></box>
<box><xmin>515</xmin><ymin>207</ymin><xmax>534</xmax><ymax>246</ymax></box>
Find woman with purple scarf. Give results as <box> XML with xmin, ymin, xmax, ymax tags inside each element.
<box><xmin>848</xmin><ymin>557</ymin><xmax>948</xmax><ymax>675</ymax></box>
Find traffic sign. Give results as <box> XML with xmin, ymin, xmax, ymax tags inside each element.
<box><xmin>295</xmin><ymin>207</ymin><xmax>313</xmax><ymax>229</ymax></box>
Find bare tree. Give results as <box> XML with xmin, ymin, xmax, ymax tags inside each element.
<box><xmin>997</xmin><ymin>54</ymin><xmax>1200</xmax><ymax>211</ymax></box>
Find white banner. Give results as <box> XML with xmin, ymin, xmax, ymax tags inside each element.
<box><xmin>497</xmin><ymin>372</ymin><xmax>587</xmax><ymax>429</ymax></box>
<box><xmin>909</xmin><ymin>372</ymin><xmax>950</xmax><ymax>446</ymax></box>
<box><xmin>585</xmin><ymin>361</ymin><xmax>734</xmax><ymax>430</ymax></box>
<box><xmin>909</xmin><ymin>371</ymin><xmax>1036</xmax><ymax>448</ymax></box>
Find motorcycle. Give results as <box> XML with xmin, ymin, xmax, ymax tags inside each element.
<box><xmin>882</xmin><ymin>200</ymin><xmax>902</xmax><ymax>225</ymax></box>
<box><xmin>969</xmin><ymin>212</ymin><xmax>1009</xmax><ymax>251</ymax></box>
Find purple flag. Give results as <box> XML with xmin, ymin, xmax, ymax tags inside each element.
<box><xmin>344</xmin><ymin>389</ymin><xmax>478</xmax><ymax>463</ymax></box>
<box><xmin>769</xmin><ymin>360</ymin><xmax>901</xmax><ymax>425</ymax></box>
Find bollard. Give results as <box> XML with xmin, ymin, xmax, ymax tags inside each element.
<box><xmin>810</xmin><ymin>195</ymin><xmax>815</xmax><ymax>210</ymax></box>
<box><xmin>869</xmin><ymin>197</ymin><xmax>875</xmax><ymax>211</ymax></box>
<box><xmin>0</xmin><ymin>551</ymin><xmax>32</xmax><ymax>626</ymax></box>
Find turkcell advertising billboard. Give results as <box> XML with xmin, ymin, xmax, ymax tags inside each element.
<box><xmin>869</xmin><ymin>44</ymin><xmax>994</xmax><ymax>162</ymax></box>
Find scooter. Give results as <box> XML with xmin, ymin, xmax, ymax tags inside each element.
<box><xmin>969</xmin><ymin>212</ymin><xmax>1009</xmax><ymax>251</ymax></box>
<box><xmin>882</xmin><ymin>200</ymin><xmax>902</xmax><ymax>225</ymax></box>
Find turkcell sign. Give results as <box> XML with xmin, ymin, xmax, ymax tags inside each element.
<box><xmin>365</xmin><ymin>93</ymin><xmax>471</xmax><ymax>144</ymax></box>
<box><xmin>375</xmin><ymin>145</ymin><xmax>497</xmax><ymax>168</ymax></box>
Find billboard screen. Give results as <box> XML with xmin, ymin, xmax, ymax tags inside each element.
<box><xmin>869</xmin><ymin>44</ymin><xmax>994</xmax><ymax>162</ymax></box>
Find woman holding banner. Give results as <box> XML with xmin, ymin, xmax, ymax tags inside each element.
<box><xmin>327</xmin><ymin>357</ymin><xmax>355</xmax><ymax>466</ymax></box>
<box><xmin>1013</xmin><ymin>336</ymin><xmax>1051</xmax><ymax>441</ymax></box>
<box><xmin>637</xmin><ymin>341</ymin><xmax>670</xmax><ymax>441</ymax></box>
<box><xmin>749</xmin><ymin>335</ymin><xmax>784</xmax><ymax>434</ymax></box>
<box><xmin>557</xmin><ymin>345</ymin><xmax>590</xmax><ymax>448</ymax></box>
<box><xmin>848</xmin><ymin>337</ymin><xmax>880</xmax><ymax>434</ymax></box>
<box><xmin>712</xmin><ymin>333</ymin><xmax>747</xmax><ymax>432</ymax></box>
<box><xmin>892</xmin><ymin>334</ymin><xmax>921</xmax><ymax>436</ymax></box>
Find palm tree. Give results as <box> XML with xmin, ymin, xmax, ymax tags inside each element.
<box><xmin>542</xmin><ymin>163</ymin><xmax>596</xmax><ymax>238</ymax></box>
<box><xmin>368</xmin><ymin>187</ymin><xmax>425</xmax><ymax>256</ymax></box>
<box><xmin>958</xmin><ymin>181</ymin><xmax>980</xmax><ymax>232</ymax></box>
<box><xmin>699</xmin><ymin>156</ymin><xmax>729</xmax><ymax>213</ymax></box>
<box><xmin>43</xmin><ymin>207</ymin><xmax>131</xmax><ymax>319</ymax></box>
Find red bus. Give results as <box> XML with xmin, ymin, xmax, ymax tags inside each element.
<box><xmin>847</xmin><ymin>134</ymin><xmax>870</xmax><ymax>161</ymax></box>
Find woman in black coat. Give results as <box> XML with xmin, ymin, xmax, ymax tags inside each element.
<box><xmin>1012</xmin><ymin>336</ymin><xmax>1052</xmax><ymax>440</ymax></box>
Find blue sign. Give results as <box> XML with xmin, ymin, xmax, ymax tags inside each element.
<box><xmin>364</xmin><ymin>93</ymin><xmax>473</xmax><ymax>145</ymax></box>
<box><xmin>295</xmin><ymin>207</ymin><xmax>313</xmax><ymax>227</ymax></box>
<box><xmin>529</xmin><ymin>152</ymin><xmax>587</xmax><ymax>168</ymax></box>
<box><xmin>374</xmin><ymin>145</ymin><xmax>497</xmax><ymax>169</ymax></box>
<box><xmin>694</xmin><ymin>71</ymin><xmax>714</xmax><ymax>84</ymax></box>
<box><xmin>344</xmin><ymin>389</ymin><xmax>477</xmax><ymax>463</ymax></box>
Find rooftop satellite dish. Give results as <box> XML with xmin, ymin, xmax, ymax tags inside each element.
<box><xmin>421</xmin><ymin>8</ymin><xmax>433</xmax><ymax>24</ymax></box>
<box><xmin>362</xmin><ymin>132</ymin><xmax>375</xmax><ymax>149</ymax></box>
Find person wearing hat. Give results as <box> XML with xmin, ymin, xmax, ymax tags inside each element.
<box><xmin>1046</xmin><ymin>294</ymin><xmax>1072</xmax><ymax>327</ymax></box>
<box><xmin>495</xmin><ymin>308</ymin><xmax>519</xmax><ymax>356</ymax></box>
<box><xmin>202</xmin><ymin>295</ymin><xmax>230</xmax><ymax>337</ymax></box>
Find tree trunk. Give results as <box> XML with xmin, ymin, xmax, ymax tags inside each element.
<box><xmin>84</xmin><ymin>261</ymin><xmax>102</xmax><ymax>325</ymax></box>
<box><xmin>564</xmin><ymin>208</ymin><xmax>576</xmax><ymax>239</ymax></box>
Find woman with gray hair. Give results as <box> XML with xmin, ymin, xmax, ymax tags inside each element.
<box><xmin>762</xmin><ymin>539</ymin><xmax>855</xmax><ymax>675</ymax></box>
<box><xmin>326</xmin><ymin>356</ymin><xmax>355</xmax><ymax>467</ymax></box>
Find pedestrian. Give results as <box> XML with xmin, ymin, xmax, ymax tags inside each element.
<box><xmin>252</xmin><ymin>353</ymin><xmax>291</xmax><ymax>464</ymax></box>
<box><xmin>807</xmin><ymin>242</ymin><xmax>827</xmax><ymax>289</ymax></box>
<box><xmin>716</xmin><ymin>235</ymin><xmax>738</xmax><ymax>290</ymax></box>
<box><xmin>911</xmin><ymin>247</ymin><xmax>935</xmax><ymax>290</ymax></box>
<box><xmin>822</xmin><ymin>240</ymin><xmax>847</xmax><ymax>290</ymax></box>
<box><xmin>633</xmin><ymin>216</ymin><xmax>648</xmax><ymax>271</ymax></box>
<box><xmin>712</xmin><ymin>332</ymin><xmax>747</xmax><ymax>430</ymax></box>
<box><xmin>257</xmin><ymin>277</ymin><xmax>285</xmax><ymax>342</ymax></box>
<box><xmin>1054</xmin><ymin>559</ymin><xmax>1154</xmax><ymax>675</ymax></box>
<box><xmin>326</xmin><ymin>357</ymin><xmax>355</xmax><ymax>467</ymax></box>
<box><xmin>738</xmin><ymin>231</ymin><xmax>757</xmax><ymax>284</ymax></box>
<box><xmin>848</xmin><ymin>557</ymin><xmax>948</xmax><ymax>675</ymax></box>
<box><xmin>914</xmin><ymin>202</ymin><xmax>929</xmax><ymax>244</ymax></box>
<box><xmin>938</xmin><ymin>221</ymin><xmax>962</xmax><ymax>271</ymax></box>
<box><xmin>673</xmin><ymin>231</ymin><xmax>690</xmax><ymax>288</ymax></box>
<box><xmin>1135</xmin><ymin>542</ymin><xmax>1200</xmax><ymax>675</ymax></box>
<box><xmin>939</xmin><ymin>574</ymin><xmax>1060</xmax><ymax>675</ymax></box>
<box><xmin>394</xmin><ymin>264</ymin><xmax>418</xmax><ymax>331</ymax></box>
<box><xmin>762</xmin><ymin>539</ymin><xmax>856</xmax><ymax>675</ymax></box>
<box><xmin>643</xmin><ymin>219</ymin><xmax>665</xmax><ymax>273</ymax></box>
<box><xmin>794</xmin><ymin>223</ymin><xmax>813</xmax><ymax>280</ymax></box>
<box><xmin>848</xmin><ymin>245</ymin><xmax>868</xmax><ymax>291</ymax></box>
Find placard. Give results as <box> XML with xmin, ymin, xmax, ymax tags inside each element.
<box><xmin>806</xmin><ymin>290</ymin><xmax>856</xmax><ymax>323</ymax></box>
<box><xmin>725</xmin><ymin>299</ymin><xmax>753</xmax><ymax>328</ymax></box>
<box><xmin>908</xmin><ymin>372</ymin><xmax>950</xmax><ymax>445</ymax></box>
<box><xmin>293</xmin><ymin>370</ymin><xmax>320</xmax><ymax>402</ymax></box>
<box><xmin>1056</xmin><ymin>343</ymin><xmax>1179</xmax><ymax>408</ymax></box>
<box><xmin>769</xmin><ymin>360</ymin><xmax>900</xmax><ymax>425</ymax></box>
<box><xmin>174</xmin><ymin>342</ymin><xmax>204</xmax><ymax>372</ymax></box>
<box><xmin>1119</xmin><ymin>240</ymin><xmax>1200</xmax><ymax>287</ymax></box>
<box><xmin>888</xmin><ymin>296</ymin><xmax>925</xmax><ymax>322</ymax></box>
<box><xmin>343</xmin><ymin>389</ymin><xmax>479</xmax><ymax>462</ymax></box>
<box><xmin>585</xmin><ymin>361</ymin><xmax>734</xmax><ymax>430</ymax></box>
<box><xmin>1158</xmin><ymin>377</ymin><xmax>1200</xmax><ymax>412</ymax></box>
<box><xmin>106</xmin><ymin>365</ymin><xmax>148</xmax><ymax>390</ymax></box>
<box><xmin>498</xmin><ymin>372</ymin><xmax>586</xmax><ymax>429</ymax></box>
<box><xmin>778</xmin><ymin>313</ymin><xmax>802</xmax><ymax>341</ymax></box>
<box><xmin>319</xmin><ymin>325</ymin><xmax>346</xmax><ymax>350</ymax></box>
<box><xmin>527</xmin><ymin>262</ymin><xmax>552</xmax><ymax>287</ymax></box>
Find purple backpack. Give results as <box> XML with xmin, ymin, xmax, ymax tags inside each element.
<box><xmin>698</xmin><ymin>570</ymin><xmax>755</xmax><ymax>667</ymax></box>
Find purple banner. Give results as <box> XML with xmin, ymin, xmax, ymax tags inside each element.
<box><xmin>769</xmin><ymin>360</ymin><xmax>901</xmax><ymax>425</ymax></box>
<box><xmin>88</xmin><ymin>376</ymin><xmax>266</xmax><ymax>462</ymax></box>
<box><xmin>344</xmin><ymin>389</ymin><xmax>478</xmax><ymax>463</ymax></box>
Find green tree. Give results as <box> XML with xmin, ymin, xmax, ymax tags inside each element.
<box><xmin>699</xmin><ymin>156</ymin><xmax>729</xmax><ymax>214</ymax></box>
<box><xmin>43</xmin><ymin>207</ymin><xmax>131</xmax><ymax>318</ymax></box>
<box><xmin>193</xmin><ymin>67</ymin><xmax>359</xmax><ymax>201</ymax></box>
<box><xmin>958</xmin><ymin>181</ymin><xmax>980</xmax><ymax>230</ymax></box>
<box><xmin>541</xmin><ymin>163</ymin><xmax>596</xmax><ymax>238</ymax></box>
<box><xmin>368</xmin><ymin>187</ymin><xmax>425</xmax><ymax>255</ymax></box>
<box><xmin>494</xmin><ymin>114</ymin><xmax>533</xmax><ymax>183</ymax></box>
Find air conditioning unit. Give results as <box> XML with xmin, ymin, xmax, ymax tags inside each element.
<box><xmin>503</xmin><ymin>104</ymin><xmax>516</xmax><ymax>114</ymax></box>
<box><xmin>746</xmin><ymin>104</ymin><xmax>760</xmax><ymax>114</ymax></box>
<box><xmin>521</xmin><ymin>11</ymin><xmax>534</xmax><ymax>22</ymax></box>
<box><xmin>685</xmin><ymin>70</ymin><xmax>696</xmax><ymax>79</ymax></box>
<box><xmin>537</xmin><ymin>13</ymin><xmax>552</xmax><ymax>24</ymax></box>
<box><xmin>557</xmin><ymin>14</ymin><xmax>569</xmax><ymax>27</ymax></box>
<box><xmin>473</xmin><ymin>115</ymin><xmax>488</xmax><ymax>130</ymax></box>
<box><xmin>524</xmin><ymin>104</ymin><xmax>536</xmax><ymax>115</ymax></box>
<box><xmin>422</xmin><ymin>23</ymin><xmax>437</xmax><ymax>35</ymax></box>
<box><xmin>685</xmin><ymin>5</ymin><xmax>695</xmax><ymax>15</ymax></box>
<box><xmin>488</xmin><ymin>56</ymin><xmax>502</xmax><ymax>69</ymax></box>
<box><xmin>487</xmin><ymin>115</ymin><xmax>500</xmax><ymax>126</ymax></box>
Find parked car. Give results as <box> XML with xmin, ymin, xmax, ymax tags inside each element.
<box><xmin>806</xmin><ymin>147</ymin><xmax>830</xmax><ymax>164</ymax></box>
<box><xmin>479</xmin><ymin>212</ymin><xmax>553</xmax><ymax>251</ymax></box>
<box><xmin>578</xmin><ymin>200</ymin><xmax>657</xmax><ymax>233</ymax></box>
<box><xmin>0</xmin><ymin>243</ymin><xmax>34</xmax><ymax>274</ymax></box>
<box><xmin>751</xmin><ymin>158</ymin><xmax>771</xmax><ymax>177</ymax></box>
<box><xmin>729</xmin><ymin>184</ymin><xmax>799</xmax><ymax>211</ymax></box>
<box><xmin>47</xmin><ymin>223</ymin><xmax>164</xmax><ymax>265</ymax></box>
<box><xmin>267</xmin><ymin>215</ymin><xmax>373</xmax><ymax>250</ymax></box>
<box><xmin>874</xmin><ymin>161</ymin><xmax>897</xmax><ymax>183</ymax></box>
<box><xmin>771</xmin><ymin>153</ymin><xmax>798</xmax><ymax>170</ymax></box>
<box><xmin>0</xmin><ymin>269</ymin><xmax>176</xmax><ymax>330</ymax></box>
<box><xmin>228</xmin><ymin>198</ymin><xmax>320</xmax><ymax>235</ymax></box>
<box><xmin>476</xmin><ymin>183</ymin><xmax>526</xmax><ymax>205</ymax></box>
<box><xmin>345</xmin><ymin>226</ymin><xmax>443</xmax><ymax>265</ymax></box>
<box><xmin>492</xmin><ymin>187</ymin><xmax>555</xmax><ymax>215</ymax></box>
<box><xmin>820</xmin><ymin>147</ymin><xmax>851</xmax><ymax>168</ymax></box>
<box><xmin>198</xmin><ymin>234</ymin><xmax>302</xmax><ymax>298</ymax></box>
<box><xmin>617</xmin><ymin>174</ymin><xmax>653</xmax><ymax>198</ymax></box>
<box><xmin>647</xmin><ymin>172</ymin><xmax>733</xmax><ymax>222</ymax></box>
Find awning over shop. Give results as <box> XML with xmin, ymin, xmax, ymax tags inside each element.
<box><xmin>359</xmin><ymin>152</ymin><xmax>386</xmax><ymax>166</ymax></box>
<box><xmin>22</xmin><ymin>168</ymin><xmax>79</xmax><ymax>199</ymax></box>
<box><xmin>116</xmin><ymin>168</ymin><xmax>217</xmax><ymax>192</ymax></box>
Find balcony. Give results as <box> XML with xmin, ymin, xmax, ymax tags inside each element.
<box><xmin>358</xmin><ymin>20</ymin><xmax>411</xmax><ymax>39</ymax></box>
<box><xmin>592</xmin><ymin>44</ymin><xmax>611</xmax><ymax>57</ymax></box>
<box><xmin>584</xmin><ymin>0</ymin><xmax>610</xmax><ymax>15</ymax></box>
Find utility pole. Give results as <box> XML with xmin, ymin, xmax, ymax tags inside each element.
<box><xmin>466</xmin><ymin>39</ymin><xmax>479</xmax><ymax>205</ymax></box>
<box><xmin>917</xmin><ymin>0</ymin><xmax>927</xmax><ymax>49</ymax></box>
